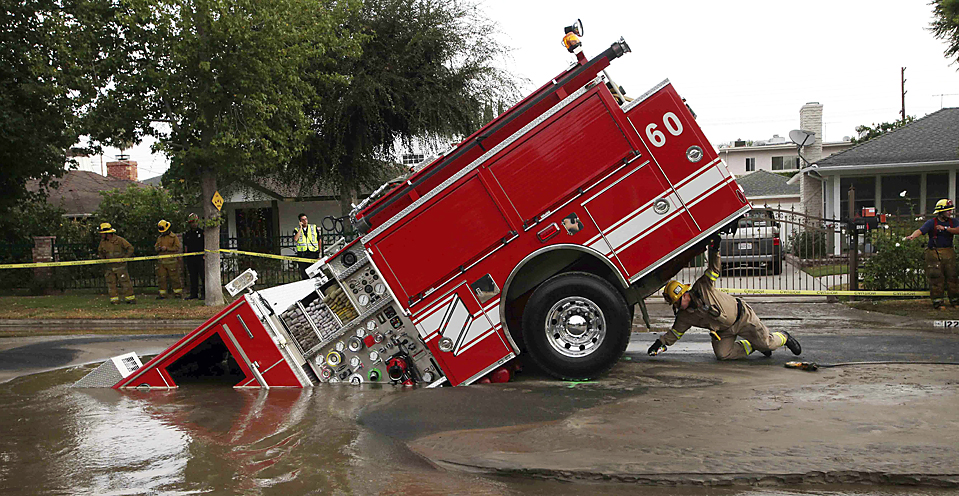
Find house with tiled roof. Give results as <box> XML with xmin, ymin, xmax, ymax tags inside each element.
<box><xmin>735</xmin><ymin>170</ymin><xmax>801</xmax><ymax>211</ymax></box>
<box><xmin>811</xmin><ymin>108</ymin><xmax>959</xmax><ymax>221</ymax></box>
<box><xmin>26</xmin><ymin>159</ymin><xmax>142</xmax><ymax>218</ymax></box>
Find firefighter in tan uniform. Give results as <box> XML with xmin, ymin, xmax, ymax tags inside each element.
<box><xmin>97</xmin><ymin>223</ymin><xmax>136</xmax><ymax>304</ymax></box>
<box><xmin>154</xmin><ymin>219</ymin><xmax>183</xmax><ymax>299</ymax></box>
<box><xmin>647</xmin><ymin>235</ymin><xmax>802</xmax><ymax>360</ymax></box>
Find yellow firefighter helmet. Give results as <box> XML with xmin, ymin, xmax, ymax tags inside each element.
<box><xmin>157</xmin><ymin>219</ymin><xmax>171</xmax><ymax>233</ymax></box>
<box><xmin>934</xmin><ymin>199</ymin><xmax>954</xmax><ymax>214</ymax></box>
<box><xmin>662</xmin><ymin>280</ymin><xmax>691</xmax><ymax>306</ymax></box>
<box><xmin>98</xmin><ymin>222</ymin><xmax>116</xmax><ymax>234</ymax></box>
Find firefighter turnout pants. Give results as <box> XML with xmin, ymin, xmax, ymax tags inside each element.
<box><xmin>711</xmin><ymin>300</ymin><xmax>787</xmax><ymax>360</ymax></box>
<box><xmin>925</xmin><ymin>247</ymin><xmax>959</xmax><ymax>307</ymax></box>
<box><xmin>105</xmin><ymin>265</ymin><xmax>135</xmax><ymax>303</ymax></box>
<box><xmin>156</xmin><ymin>261</ymin><xmax>183</xmax><ymax>298</ymax></box>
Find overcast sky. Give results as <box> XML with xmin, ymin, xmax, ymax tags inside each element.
<box><xmin>109</xmin><ymin>0</ymin><xmax>959</xmax><ymax>180</ymax></box>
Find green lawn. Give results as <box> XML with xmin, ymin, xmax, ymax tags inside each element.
<box><xmin>0</xmin><ymin>291</ymin><xmax>234</xmax><ymax>320</ymax></box>
<box><xmin>847</xmin><ymin>298</ymin><xmax>959</xmax><ymax>320</ymax></box>
<box><xmin>802</xmin><ymin>264</ymin><xmax>848</xmax><ymax>277</ymax></box>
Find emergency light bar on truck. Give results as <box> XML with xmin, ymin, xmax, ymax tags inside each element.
<box><xmin>78</xmin><ymin>23</ymin><xmax>751</xmax><ymax>390</ymax></box>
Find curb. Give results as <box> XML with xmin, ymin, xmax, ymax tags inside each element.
<box><xmin>431</xmin><ymin>459</ymin><xmax>959</xmax><ymax>488</ymax></box>
<box><xmin>0</xmin><ymin>319</ymin><xmax>204</xmax><ymax>329</ymax></box>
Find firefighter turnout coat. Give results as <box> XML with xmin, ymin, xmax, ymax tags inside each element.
<box><xmin>662</xmin><ymin>247</ymin><xmax>788</xmax><ymax>360</ymax></box>
<box><xmin>98</xmin><ymin>234</ymin><xmax>136</xmax><ymax>303</ymax></box>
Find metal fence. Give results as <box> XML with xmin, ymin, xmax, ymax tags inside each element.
<box><xmin>0</xmin><ymin>226</ymin><xmax>361</xmax><ymax>292</ymax></box>
<box><xmin>674</xmin><ymin>206</ymin><xmax>931</xmax><ymax>295</ymax></box>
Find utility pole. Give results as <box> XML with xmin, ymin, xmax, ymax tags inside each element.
<box><xmin>900</xmin><ymin>67</ymin><xmax>907</xmax><ymax>121</ymax></box>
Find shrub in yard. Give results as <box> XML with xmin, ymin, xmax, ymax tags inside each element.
<box><xmin>860</xmin><ymin>230</ymin><xmax>927</xmax><ymax>290</ymax></box>
<box><xmin>789</xmin><ymin>229</ymin><xmax>828</xmax><ymax>258</ymax></box>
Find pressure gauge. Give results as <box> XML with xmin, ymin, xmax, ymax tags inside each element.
<box><xmin>335</xmin><ymin>341</ymin><xmax>345</xmax><ymax>352</ymax></box>
<box><xmin>369</xmin><ymin>351</ymin><xmax>379</xmax><ymax>362</ymax></box>
<box><xmin>358</xmin><ymin>294</ymin><xmax>370</xmax><ymax>306</ymax></box>
<box><xmin>374</xmin><ymin>283</ymin><xmax>386</xmax><ymax>295</ymax></box>
<box><xmin>356</xmin><ymin>327</ymin><xmax>366</xmax><ymax>338</ymax></box>
<box><xmin>350</xmin><ymin>356</ymin><xmax>361</xmax><ymax>368</ymax></box>
<box><xmin>422</xmin><ymin>371</ymin><xmax>434</xmax><ymax>382</ymax></box>
<box><xmin>366</xmin><ymin>321</ymin><xmax>377</xmax><ymax>331</ymax></box>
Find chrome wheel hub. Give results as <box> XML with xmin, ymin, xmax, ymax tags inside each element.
<box><xmin>544</xmin><ymin>296</ymin><xmax>606</xmax><ymax>358</ymax></box>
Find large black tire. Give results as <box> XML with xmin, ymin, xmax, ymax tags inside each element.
<box><xmin>521</xmin><ymin>272</ymin><xmax>631</xmax><ymax>380</ymax></box>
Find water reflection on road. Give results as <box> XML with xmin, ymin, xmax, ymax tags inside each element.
<box><xmin>0</xmin><ymin>366</ymin><xmax>953</xmax><ymax>496</ymax></box>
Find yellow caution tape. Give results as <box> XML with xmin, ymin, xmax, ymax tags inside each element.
<box><xmin>717</xmin><ymin>288</ymin><xmax>930</xmax><ymax>297</ymax></box>
<box><xmin>216</xmin><ymin>249</ymin><xmax>319</xmax><ymax>264</ymax></box>
<box><xmin>0</xmin><ymin>249</ymin><xmax>320</xmax><ymax>269</ymax></box>
<box><xmin>0</xmin><ymin>252</ymin><xmax>202</xmax><ymax>269</ymax></box>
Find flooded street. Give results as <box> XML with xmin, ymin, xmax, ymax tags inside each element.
<box><xmin>1</xmin><ymin>363</ymin><xmax>956</xmax><ymax>495</ymax></box>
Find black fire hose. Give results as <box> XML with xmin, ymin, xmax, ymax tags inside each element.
<box><xmin>786</xmin><ymin>360</ymin><xmax>959</xmax><ymax>371</ymax></box>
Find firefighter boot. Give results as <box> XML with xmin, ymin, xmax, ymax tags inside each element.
<box><xmin>782</xmin><ymin>330</ymin><xmax>801</xmax><ymax>355</ymax></box>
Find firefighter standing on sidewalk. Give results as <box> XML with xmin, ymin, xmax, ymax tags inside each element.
<box><xmin>904</xmin><ymin>198</ymin><xmax>959</xmax><ymax>309</ymax></box>
<box><xmin>183</xmin><ymin>213</ymin><xmax>204</xmax><ymax>300</ymax></box>
<box><xmin>293</xmin><ymin>213</ymin><xmax>320</xmax><ymax>280</ymax></box>
<box><xmin>154</xmin><ymin>219</ymin><xmax>183</xmax><ymax>299</ymax></box>
<box><xmin>647</xmin><ymin>235</ymin><xmax>802</xmax><ymax>360</ymax></box>
<box><xmin>97</xmin><ymin>223</ymin><xmax>136</xmax><ymax>304</ymax></box>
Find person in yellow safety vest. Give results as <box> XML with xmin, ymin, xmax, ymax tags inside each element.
<box><xmin>97</xmin><ymin>223</ymin><xmax>136</xmax><ymax>304</ymax></box>
<box><xmin>154</xmin><ymin>219</ymin><xmax>183</xmax><ymax>299</ymax></box>
<box><xmin>293</xmin><ymin>212</ymin><xmax>320</xmax><ymax>280</ymax></box>
<box><xmin>647</xmin><ymin>234</ymin><xmax>802</xmax><ymax>360</ymax></box>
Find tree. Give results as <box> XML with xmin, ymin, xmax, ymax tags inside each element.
<box><xmin>850</xmin><ymin>116</ymin><xmax>916</xmax><ymax>144</ymax></box>
<box><xmin>94</xmin><ymin>185</ymin><xmax>189</xmax><ymax>249</ymax></box>
<box><xmin>930</xmin><ymin>0</ymin><xmax>959</xmax><ymax>66</ymax></box>
<box><xmin>0</xmin><ymin>0</ymin><xmax>108</xmax><ymax>215</ymax></box>
<box><xmin>288</xmin><ymin>0</ymin><xmax>521</xmax><ymax>215</ymax></box>
<box><xmin>85</xmin><ymin>0</ymin><xmax>359</xmax><ymax>305</ymax></box>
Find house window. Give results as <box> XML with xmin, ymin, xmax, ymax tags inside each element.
<box><xmin>235</xmin><ymin>208</ymin><xmax>274</xmax><ymax>252</ymax></box>
<box><xmin>839</xmin><ymin>176</ymin><xmax>876</xmax><ymax>220</ymax></box>
<box><xmin>927</xmin><ymin>172</ymin><xmax>950</xmax><ymax>215</ymax></box>
<box><xmin>402</xmin><ymin>153</ymin><xmax>425</xmax><ymax>166</ymax></box>
<box><xmin>880</xmin><ymin>174</ymin><xmax>921</xmax><ymax>218</ymax></box>
<box><xmin>745</xmin><ymin>158</ymin><xmax>755</xmax><ymax>172</ymax></box>
<box><xmin>772</xmin><ymin>156</ymin><xmax>800</xmax><ymax>171</ymax></box>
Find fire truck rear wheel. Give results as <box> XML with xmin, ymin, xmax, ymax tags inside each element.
<box><xmin>522</xmin><ymin>272</ymin><xmax>630</xmax><ymax>380</ymax></box>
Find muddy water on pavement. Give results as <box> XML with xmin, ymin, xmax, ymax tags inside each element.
<box><xmin>0</xmin><ymin>366</ymin><xmax>953</xmax><ymax>496</ymax></box>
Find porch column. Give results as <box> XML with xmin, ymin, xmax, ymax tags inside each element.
<box><xmin>920</xmin><ymin>172</ymin><xmax>928</xmax><ymax>215</ymax></box>
<box><xmin>875</xmin><ymin>175</ymin><xmax>882</xmax><ymax>212</ymax></box>
<box><xmin>950</xmin><ymin>169</ymin><xmax>956</xmax><ymax>204</ymax></box>
<box><xmin>833</xmin><ymin>175</ymin><xmax>842</xmax><ymax>256</ymax></box>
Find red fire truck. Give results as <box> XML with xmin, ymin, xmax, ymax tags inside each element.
<box><xmin>79</xmin><ymin>28</ymin><xmax>750</xmax><ymax>390</ymax></box>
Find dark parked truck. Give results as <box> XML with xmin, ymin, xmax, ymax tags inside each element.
<box><xmin>719</xmin><ymin>209</ymin><xmax>783</xmax><ymax>274</ymax></box>
<box><xmin>78</xmin><ymin>28</ymin><xmax>751</xmax><ymax>390</ymax></box>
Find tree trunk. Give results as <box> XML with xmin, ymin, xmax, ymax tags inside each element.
<box><xmin>201</xmin><ymin>168</ymin><xmax>224</xmax><ymax>305</ymax></box>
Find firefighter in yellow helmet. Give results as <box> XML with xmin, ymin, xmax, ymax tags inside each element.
<box><xmin>154</xmin><ymin>219</ymin><xmax>183</xmax><ymax>299</ymax></box>
<box><xmin>97</xmin><ymin>223</ymin><xmax>136</xmax><ymax>304</ymax></box>
<box><xmin>648</xmin><ymin>234</ymin><xmax>801</xmax><ymax>360</ymax></box>
<box><xmin>904</xmin><ymin>198</ymin><xmax>959</xmax><ymax>309</ymax></box>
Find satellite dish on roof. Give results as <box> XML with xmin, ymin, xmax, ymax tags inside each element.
<box><xmin>789</xmin><ymin>129</ymin><xmax>816</xmax><ymax>147</ymax></box>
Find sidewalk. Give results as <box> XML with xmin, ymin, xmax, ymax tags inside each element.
<box><xmin>409</xmin><ymin>359</ymin><xmax>959</xmax><ymax>487</ymax></box>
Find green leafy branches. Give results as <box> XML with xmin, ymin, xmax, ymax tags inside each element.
<box><xmin>930</xmin><ymin>0</ymin><xmax>959</xmax><ymax>66</ymax></box>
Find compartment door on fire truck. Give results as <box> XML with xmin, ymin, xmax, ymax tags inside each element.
<box><xmin>411</xmin><ymin>281</ymin><xmax>510</xmax><ymax>386</ymax></box>
<box><xmin>368</xmin><ymin>175</ymin><xmax>514</xmax><ymax>386</ymax></box>
<box><xmin>624</xmin><ymin>81</ymin><xmax>742</xmax><ymax>233</ymax></box>
<box><xmin>582</xmin><ymin>160</ymin><xmax>699</xmax><ymax>278</ymax></box>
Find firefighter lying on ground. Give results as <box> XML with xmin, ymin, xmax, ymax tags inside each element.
<box><xmin>647</xmin><ymin>235</ymin><xmax>802</xmax><ymax>360</ymax></box>
<box><xmin>904</xmin><ymin>198</ymin><xmax>959</xmax><ymax>309</ymax></box>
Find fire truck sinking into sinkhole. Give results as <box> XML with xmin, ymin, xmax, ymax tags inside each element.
<box><xmin>76</xmin><ymin>28</ymin><xmax>751</xmax><ymax>390</ymax></box>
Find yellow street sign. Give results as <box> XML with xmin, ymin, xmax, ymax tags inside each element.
<box><xmin>212</xmin><ymin>191</ymin><xmax>224</xmax><ymax>211</ymax></box>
